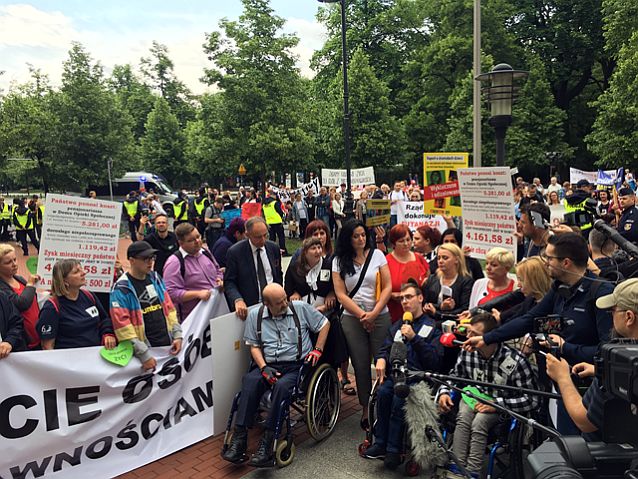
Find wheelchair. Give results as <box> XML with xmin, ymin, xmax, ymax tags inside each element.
<box><xmin>221</xmin><ymin>360</ymin><xmax>341</xmax><ymax>467</ymax></box>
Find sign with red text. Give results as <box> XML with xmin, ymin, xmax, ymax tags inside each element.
<box><xmin>37</xmin><ymin>194</ymin><xmax>121</xmax><ymax>292</ymax></box>
<box><xmin>423</xmin><ymin>152</ymin><xmax>468</xmax><ymax>216</ymax></box>
<box><xmin>458</xmin><ymin>167</ymin><xmax>517</xmax><ymax>259</ymax></box>
<box><xmin>396</xmin><ymin>202</ymin><xmax>448</xmax><ymax>233</ymax></box>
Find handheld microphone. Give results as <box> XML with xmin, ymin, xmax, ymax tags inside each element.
<box><xmin>594</xmin><ymin>219</ymin><xmax>638</xmax><ymax>258</ymax></box>
<box><xmin>401</xmin><ymin>311</ymin><xmax>413</xmax><ymax>341</ymax></box>
<box><xmin>389</xmin><ymin>341</ymin><xmax>410</xmax><ymax>398</ymax></box>
<box><xmin>440</xmin><ymin>332</ymin><xmax>465</xmax><ymax>348</ymax></box>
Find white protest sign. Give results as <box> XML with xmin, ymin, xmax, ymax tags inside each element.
<box><xmin>458</xmin><ymin>167</ymin><xmax>517</xmax><ymax>259</ymax></box>
<box><xmin>0</xmin><ymin>291</ymin><xmax>229</xmax><ymax>479</ymax></box>
<box><xmin>321</xmin><ymin>167</ymin><xmax>375</xmax><ymax>187</ymax></box>
<box><xmin>37</xmin><ymin>194</ymin><xmax>121</xmax><ymax>292</ymax></box>
<box><xmin>396</xmin><ymin>201</ymin><xmax>448</xmax><ymax>233</ymax></box>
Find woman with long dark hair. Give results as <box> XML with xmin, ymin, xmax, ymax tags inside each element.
<box><xmin>332</xmin><ymin>219</ymin><xmax>392</xmax><ymax>429</ymax></box>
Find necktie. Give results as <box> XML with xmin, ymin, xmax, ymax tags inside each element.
<box><xmin>256</xmin><ymin>248</ymin><xmax>267</xmax><ymax>294</ymax></box>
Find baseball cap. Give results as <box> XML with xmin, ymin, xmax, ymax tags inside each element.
<box><xmin>127</xmin><ymin>241</ymin><xmax>158</xmax><ymax>259</ymax></box>
<box><xmin>596</xmin><ymin>278</ymin><xmax>638</xmax><ymax>311</ymax></box>
<box><xmin>618</xmin><ymin>187</ymin><xmax>635</xmax><ymax>197</ymax></box>
<box><xmin>576</xmin><ymin>179</ymin><xmax>591</xmax><ymax>188</ymax></box>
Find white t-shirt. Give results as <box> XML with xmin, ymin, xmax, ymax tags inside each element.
<box><xmin>332</xmin><ymin>249</ymin><xmax>388</xmax><ymax>314</ymax></box>
<box><xmin>390</xmin><ymin>190</ymin><xmax>407</xmax><ymax>215</ymax></box>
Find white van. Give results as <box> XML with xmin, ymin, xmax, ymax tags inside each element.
<box><xmin>88</xmin><ymin>171</ymin><xmax>178</xmax><ymax>217</ymax></box>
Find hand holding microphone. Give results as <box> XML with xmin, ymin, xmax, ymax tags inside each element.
<box><xmin>440</xmin><ymin>332</ymin><xmax>485</xmax><ymax>352</ymax></box>
<box><xmin>440</xmin><ymin>332</ymin><xmax>465</xmax><ymax>348</ymax></box>
<box><xmin>401</xmin><ymin>311</ymin><xmax>414</xmax><ymax>342</ymax></box>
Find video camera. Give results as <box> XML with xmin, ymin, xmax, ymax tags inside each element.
<box><xmin>563</xmin><ymin>197</ymin><xmax>598</xmax><ymax>228</ymax></box>
<box><xmin>528</xmin><ymin>339</ymin><xmax>638</xmax><ymax>478</ymax></box>
<box><xmin>533</xmin><ymin>314</ymin><xmax>574</xmax><ymax>336</ymax></box>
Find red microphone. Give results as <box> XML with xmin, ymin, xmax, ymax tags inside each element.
<box><xmin>440</xmin><ymin>332</ymin><xmax>464</xmax><ymax>348</ymax></box>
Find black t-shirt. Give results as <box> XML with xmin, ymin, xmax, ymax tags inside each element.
<box><xmin>144</xmin><ymin>231</ymin><xmax>178</xmax><ymax>276</ymax></box>
<box><xmin>129</xmin><ymin>275</ymin><xmax>171</xmax><ymax>347</ymax></box>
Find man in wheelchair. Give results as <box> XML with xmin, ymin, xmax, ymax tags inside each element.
<box><xmin>362</xmin><ymin>281</ymin><xmax>444</xmax><ymax>470</ymax></box>
<box><xmin>438</xmin><ymin>312</ymin><xmax>539</xmax><ymax>478</ymax></box>
<box><xmin>221</xmin><ymin>284</ymin><xmax>330</xmax><ymax>467</ymax></box>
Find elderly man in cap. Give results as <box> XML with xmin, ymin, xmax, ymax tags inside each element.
<box><xmin>617</xmin><ymin>187</ymin><xmax>638</xmax><ymax>244</ymax></box>
<box><xmin>110</xmin><ymin>240</ymin><xmax>182</xmax><ymax>371</ymax></box>
<box><xmin>546</xmin><ymin>278</ymin><xmax>638</xmax><ymax>441</ymax></box>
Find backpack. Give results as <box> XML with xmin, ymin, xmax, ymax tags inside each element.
<box><xmin>172</xmin><ymin>248</ymin><xmax>216</xmax><ymax>278</ymax></box>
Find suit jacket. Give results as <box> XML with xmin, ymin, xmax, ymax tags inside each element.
<box><xmin>224</xmin><ymin>239</ymin><xmax>283</xmax><ymax>310</ymax></box>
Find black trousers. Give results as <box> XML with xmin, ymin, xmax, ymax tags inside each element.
<box><xmin>235</xmin><ymin>363</ymin><xmax>300</xmax><ymax>431</ymax></box>
<box><xmin>269</xmin><ymin>223</ymin><xmax>287</xmax><ymax>254</ymax></box>
<box><xmin>299</xmin><ymin>218</ymin><xmax>308</xmax><ymax>238</ymax></box>
<box><xmin>127</xmin><ymin>220</ymin><xmax>138</xmax><ymax>240</ymax></box>
<box><xmin>0</xmin><ymin>220</ymin><xmax>9</xmax><ymax>241</ymax></box>
<box><xmin>16</xmin><ymin>229</ymin><xmax>39</xmax><ymax>255</ymax></box>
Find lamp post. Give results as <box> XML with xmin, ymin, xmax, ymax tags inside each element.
<box><xmin>318</xmin><ymin>0</ymin><xmax>353</xmax><ymax>219</ymax></box>
<box><xmin>475</xmin><ymin>63</ymin><xmax>528</xmax><ymax>166</ymax></box>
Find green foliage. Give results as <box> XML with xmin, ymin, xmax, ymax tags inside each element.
<box><xmin>109</xmin><ymin>64</ymin><xmax>156</xmax><ymax>141</ymax></box>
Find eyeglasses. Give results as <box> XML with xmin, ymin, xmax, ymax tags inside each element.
<box><xmin>399</xmin><ymin>293</ymin><xmax>417</xmax><ymax>302</ymax></box>
<box><xmin>136</xmin><ymin>255</ymin><xmax>156</xmax><ymax>262</ymax></box>
<box><xmin>540</xmin><ymin>251</ymin><xmax>563</xmax><ymax>262</ymax></box>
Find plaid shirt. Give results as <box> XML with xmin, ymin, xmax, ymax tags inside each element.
<box><xmin>439</xmin><ymin>344</ymin><xmax>539</xmax><ymax>414</ymax></box>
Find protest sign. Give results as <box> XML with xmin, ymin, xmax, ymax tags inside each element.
<box><xmin>37</xmin><ymin>194</ymin><xmax>121</xmax><ymax>293</ymax></box>
<box><xmin>423</xmin><ymin>152</ymin><xmax>468</xmax><ymax>216</ymax></box>
<box><xmin>271</xmin><ymin>177</ymin><xmax>320</xmax><ymax>203</ymax></box>
<box><xmin>241</xmin><ymin>202</ymin><xmax>262</xmax><ymax>219</ymax></box>
<box><xmin>458</xmin><ymin>167</ymin><xmax>517</xmax><ymax>259</ymax></box>
<box><xmin>321</xmin><ymin>167</ymin><xmax>375</xmax><ymax>187</ymax></box>
<box><xmin>365</xmin><ymin>199</ymin><xmax>391</xmax><ymax>227</ymax></box>
<box><xmin>569</xmin><ymin>167</ymin><xmax>616</xmax><ymax>185</ymax></box>
<box><xmin>220</xmin><ymin>208</ymin><xmax>242</xmax><ymax>224</ymax></box>
<box><xmin>0</xmin><ymin>291</ymin><xmax>229</xmax><ymax>479</ymax></box>
<box><xmin>396</xmin><ymin>202</ymin><xmax>448</xmax><ymax>233</ymax></box>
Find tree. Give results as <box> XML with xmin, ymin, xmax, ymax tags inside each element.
<box><xmin>141</xmin><ymin>96</ymin><xmax>189</xmax><ymax>185</ymax></box>
<box><xmin>52</xmin><ymin>43</ymin><xmax>134</xmax><ymax>189</ymax></box>
<box><xmin>109</xmin><ymin>64</ymin><xmax>156</xmax><ymax>141</ymax></box>
<box><xmin>201</xmin><ymin>0</ymin><xmax>315</xmax><ymax>184</ymax></box>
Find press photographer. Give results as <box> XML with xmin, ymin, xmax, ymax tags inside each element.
<box><xmin>545</xmin><ymin>278</ymin><xmax>638</xmax><ymax>441</ymax></box>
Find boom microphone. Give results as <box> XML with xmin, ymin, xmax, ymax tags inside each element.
<box><xmin>440</xmin><ymin>332</ymin><xmax>464</xmax><ymax>348</ymax></box>
<box><xmin>594</xmin><ymin>219</ymin><xmax>638</xmax><ymax>258</ymax></box>
<box><xmin>389</xmin><ymin>341</ymin><xmax>410</xmax><ymax>398</ymax></box>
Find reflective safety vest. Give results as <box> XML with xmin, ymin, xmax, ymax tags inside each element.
<box><xmin>123</xmin><ymin>200</ymin><xmax>139</xmax><ymax>219</ymax></box>
<box><xmin>14</xmin><ymin>211</ymin><xmax>32</xmax><ymax>231</ymax></box>
<box><xmin>563</xmin><ymin>197</ymin><xmax>592</xmax><ymax>231</ymax></box>
<box><xmin>194</xmin><ymin>198</ymin><xmax>207</xmax><ymax>216</ymax></box>
<box><xmin>263</xmin><ymin>201</ymin><xmax>282</xmax><ymax>225</ymax></box>
<box><xmin>0</xmin><ymin>203</ymin><xmax>10</xmax><ymax>221</ymax></box>
<box><xmin>37</xmin><ymin>205</ymin><xmax>45</xmax><ymax>225</ymax></box>
<box><xmin>175</xmin><ymin>200</ymin><xmax>189</xmax><ymax>221</ymax></box>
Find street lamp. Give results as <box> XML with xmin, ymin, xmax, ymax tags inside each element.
<box><xmin>475</xmin><ymin>63</ymin><xmax>528</xmax><ymax>166</ymax></box>
<box><xmin>317</xmin><ymin>0</ymin><xmax>353</xmax><ymax>219</ymax></box>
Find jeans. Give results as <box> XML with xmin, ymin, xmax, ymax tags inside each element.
<box><xmin>374</xmin><ymin>378</ymin><xmax>406</xmax><ymax>453</ymax></box>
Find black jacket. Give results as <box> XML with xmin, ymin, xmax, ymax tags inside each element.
<box><xmin>0</xmin><ymin>291</ymin><xmax>25</xmax><ymax>351</ymax></box>
<box><xmin>422</xmin><ymin>274</ymin><xmax>474</xmax><ymax>319</ymax></box>
<box><xmin>430</xmin><ymin>256</ymin><xmax>484</xmax><ymax>282</ymax></box>
<box><xmin>284</xmin><ymin>257</ymin><xmax>334</xmax><ymax>301</ymax></box>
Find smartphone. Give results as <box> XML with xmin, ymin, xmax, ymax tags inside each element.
<box><xmin>441</xmin><ymin>285</ymin><xmax>453</xmax><ymax>300</ymax></box>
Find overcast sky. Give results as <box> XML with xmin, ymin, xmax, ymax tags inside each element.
<box><xmin>0</xmin><ymin>1</ymin><xmax>328</xmax><ymax>94</ymax></box>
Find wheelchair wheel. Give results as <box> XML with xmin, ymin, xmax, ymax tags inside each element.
<box><xmin>305</xmin><ymin>363</ymin><xmax>341</xmax><ymax>441</ymax></box>
<box><xmin>275</xmin><ymin>439</ymin><xmax>296</xmax><ymax>468</ymax></box>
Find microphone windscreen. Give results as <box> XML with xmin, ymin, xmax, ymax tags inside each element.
<box><xmin>394</xmin><ymin>383</ymin><xmax>410</xmax><ymax>399</ymax></box>
<box><xmin>390</xmin><ymin>340</ymin><xmax>407</xmax><ymax>363</ymax></box>
<box><xmin>402</xmin><ymin>311</ymin><xmax>413</xmax><ymax>324</ymax></box>
<box><xmin>440</xmin><ymin>333</ymin><xmax>457</xmax><ymax>348</ymax></box>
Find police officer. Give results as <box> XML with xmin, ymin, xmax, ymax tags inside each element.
<box><xmin>13</xmin><ymin>198</ymin><xmax>40</xmax><ymax>256</ymax></box>
<box><xmin>173</xmin><ymin>193</ymin><xmax>189</xmax><ymax>228</ymax></box>
<box><xmin>0</xmin><ymin>197</ymin><xmax>11</xmax><ymax>241</ymax></box>
<box><xmin>563</xmin><ymin>179</ymin><xmax>594</xmax><ymax>235</ymax></box>
<box><xmin>617</xmin><ymin>187</ymin><xmax>638</xmax><ymax>244</ymax></box>
<box><xmin>221</xmin><ymin>284</ymin><xmax>329</xmax><ymax>468</ymax></box>
<box><xmin>35</xmin><ymin>201</ymin><xmax>45</xmax><ymax>241</ymax></box>
<box><xmin>123</xmin><ymin>191</ymin><xmax>141</xmax><ymax>240</ymax></box>
<box><xmin>191</xmin><ymin>188</ymin><xmax>209</xmax><ymax>237</ymax></box>
<box><xmin>262</xmin><ymin>189</ymin><xmax>288</xmax><ymax>256</ymax></box>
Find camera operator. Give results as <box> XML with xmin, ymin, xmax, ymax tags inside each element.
<box><xmin>439</xmin><ymin>312</ymin><xmax>539</xmax><ymax>477</ymax></box>
<box><xmin>363</xmin><ymin>281</ymin><xmax>443</xmax><ymax>470</ymax></box>
<box><xmin>589</xmin><ymin>228</ymin><xmax>618</xmax><ymax>278</ymax></box>
<box><xmin>617</xmin><ymin>187</ymin><xmax>638</xmax><ymax>244</ymax></box>
<box><xmin>519</xmin><ymin>203</ymin><xmax>551</xmax><ymax>259</ymax></box>
<box><xmin>463</xmin><ymin>233</ymin><xmax>613</xmax><ymax>434</ymax></box>
<box><xmin>546</xmin><ymin>278</ymin><xmax>638</xmax><ymax>441</ymax></box>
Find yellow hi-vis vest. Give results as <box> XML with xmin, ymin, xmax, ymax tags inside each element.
<box><xmin>563</xmin><ymin>197</ymin><xmax>592</xmax><ymax>231</ymax></box>
<box><xmin>263</xmin><ymin>201</ymin><xmax>282</xmax><ymax>225</ymax></box>
<box><xmin>123</xmin><ymin>200</ymin><xmax>139</xmax><ymax>218</ymax></box>
<box><xmin>14</xmin><ymin>211</ymin><xmax>32</xmax><ymax>231</ymax></box>
<box><xmin>175</xmin><ymin>200</ymin><xmax>188</xmax><ymax>221</ymax></box>
<box><xmin>0</xmin><ymin>203</ymin><xmax>10</xmax><ymax>221</ymax></box>
<box><xmin>194</xmin><ymin>198</ymin><xmax>206</xmax><ymax>216</ymax></box>
<box><xmin>37</xmin><ymin>205</ymin><xmax>45</xmax><ymax>225</ymax></box>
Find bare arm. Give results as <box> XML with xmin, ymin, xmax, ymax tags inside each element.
<box><xmin>250</xmin><ymin>345</ymin><xmax>267</xmax><ymax>370</ymax></box>
<box><xmin>332</xmin><ymin>271</ymin><xmax>364</xmax><ymax>318</ymax></box>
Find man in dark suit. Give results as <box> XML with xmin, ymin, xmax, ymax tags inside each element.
<box><xmin>224</xmin><ymin>216</ymin><xmax>283</xmax><ymax>319</ymax></box>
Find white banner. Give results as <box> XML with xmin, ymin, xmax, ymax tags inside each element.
<box><xmin>396</xmin><ymin>202</ymin><xmax>448</xmax><ymax>233</ymax></box>
<box><xmin>271</xmin><ymin>177</ymin><xmax>321</xmax><ymax>203</ymax></box>
<box><xmin>569</xmin><ymin>168</ymin><xmax>616</xmax><ymax>185</ymax></box>
<box><xmin>37</xmin><ymin>194</ymin><xmax>121</xmax><ymax>293</ymax></box>
<box><xmin>458</xmin><ymin>167</ymin><xmax>517</xmax><ymax>259</ymax></box>
<box><xmin>321</xmin><ymin>167</ymin><xmax>375</xmax><ymax>187</ymax></box>
<box><xmin>0</xmin><ymin>291</ymin><xmax>229</xmax><ymax>479</ymax></box>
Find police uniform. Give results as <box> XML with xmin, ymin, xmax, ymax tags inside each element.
<box><xmin>234</xmin><ymin>301</ymin><xmax>327</xmax><ymax>431</ymax></box>
<box><xmin>618</xmin><ymin>205</ymin><xmax>638</xmax><ymax>244</ymax></box>
<box><xmin>0</xmin><ymin>200</ymin><xmax>11</xmax><ymax>241</ymax></box>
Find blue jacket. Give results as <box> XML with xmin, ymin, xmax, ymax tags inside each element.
<box><xmin>483</xmin><ymin>272</ymin><xmax>613</xmax><ymax>364</ymax></box>
<box><xmin>375</xmin><ymin>314</ymin><xmax>443</xmax><ymax>373</ymax></box>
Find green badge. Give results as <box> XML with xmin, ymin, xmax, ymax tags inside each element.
<box><xmin>461</xmin><ymin>385</ymin><xmax>493</xmax><ymax>410</ymax></box>
<box><xmin>100</xmin><ymin>340</ymin><xmax>133</xmax><ymax>367</ymax></box>
<box><xmin>26</xmin><ymin>257</ymin><xmax>38</xmax><ymax>275</ymax></box>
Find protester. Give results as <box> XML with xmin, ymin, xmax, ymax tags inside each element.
<box><xmin>290</xmin><ymin>219</ymin><xmax>333</xmax><ymax>266</ymax></box>
<box><xmin>204</xmin><ymin>196</ymin><xmax>226</xmax><ymax>248</ymax></box>
<box><xmin>385</xmin><ymin>224</ymin><xmax>429</xmax><ymax>323</ymax></box>
<box><xmin>0</xmin><ymin>244</ymin><xmax>40</xmax><ymax>349</ymax></box>
<box><xmin>468</xmin><ymin>247</ymin><xmax>515</xmax><ymax>309</ymax></box>
<box><xmin>110</xmin><ymin>241</ymin><xmax>182</xmax><ymax>372</ymax></box>
<box><xmin>224</xmin><ymin>216</ymin><xmax>283</xmax><ymax>319</ymax></box>
<box><xmin>389</xmin><ymin>181</ymin><xmax>408</xmax><ymax>227</ymax></box>
<box><xmin>332</xmin><ymin>192</ymin><xmax>345</xmax><ymax>239</ymax></box>
<box><xmin>315</xmin><ymin>187</ymin><xmax>331</xmax><ymax>227</ymax></box>
<box><xmin>136</xmin><ymin>213</ymin><xmax>178</xmax><ymax>276</ymax></box>
<box><xmin>332</xmin><ymin>219</ymin><xmax>392</xmax><ymax>430</ymax></box>
<box><xmin>37</xmin><ymin>259</ymin><xmax>115</xmax><ymax>350</ymax></box>
<box><xmin>431</xmin><ymin>228</ymin><xmax>484</xmax><ymax>281</ymax></box>
<box><xmin>413</xmin><ymin>224</ymin><xmax>442</xmax><ymax>265</ymax></box>
<box><xmin>0</xmin><ymin>291</ymin><xmax>24</xmax><ymax>358</ymax></box>
<box><xmin>355</xmin><ymin>190</ymin><xmax>368</xmax><ymax>223</ymax></box>
<box><xmin>291</xmin><ymin>193</ymin><xmax>309</xmax><ymax>238</ymax></box>
<box><xmin>518</xmin><ymin>203</ymin><xmax>552</xmax><ymax>259</ymax></box>
<box><xmin>163</xmin><ymin>222</ymin><xmax>223</xmax><ymax>322</ymax></box>
<box><xmin>212</xmin><ymin>217</ymin><xmax>246</xmax><ymax>269</ymax></box>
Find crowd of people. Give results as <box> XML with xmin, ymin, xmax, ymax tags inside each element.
<box><xmin>1</xmin><ymin>172</ymin><xmax>637</xmax><ymax>477</ymax></box>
